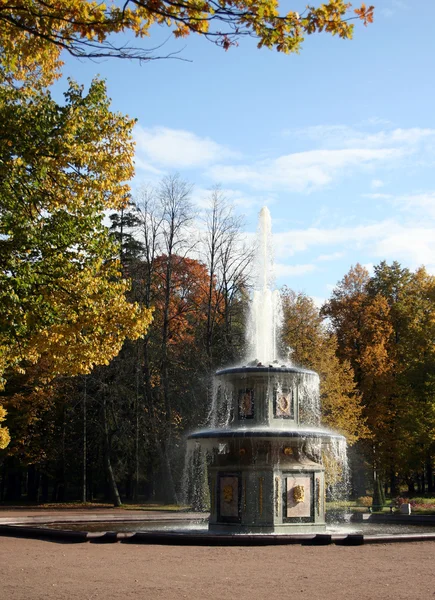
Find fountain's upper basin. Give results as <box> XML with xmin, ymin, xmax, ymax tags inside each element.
<box><xmin>188</xmin><ymin>426</ymin><xmax>345</xmax><ymax>443</ymax></box>
<box><xmin>216</xmin><ymin>365</ymin><xmax>317</xmax><ymax>376</ymax></box>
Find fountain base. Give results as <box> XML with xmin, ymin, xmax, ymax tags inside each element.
<box><xmin>188</xmin><ymin>365</ymin><xmax>347</xmax><ymax>535</ymax></box>
<box><xmin>205</xmin><ymin>449</ymin><xmax>326</xmax><ymax>534</ymax></box>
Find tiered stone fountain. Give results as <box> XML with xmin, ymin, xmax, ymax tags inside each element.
<box><xmin>188</xmin><ymin>207</ymin><xmax>346</xmax><ymax>534</ymax></box>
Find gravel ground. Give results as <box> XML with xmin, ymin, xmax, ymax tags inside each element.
<box><xmin>2</xmin><ymin>536</ymin><xmax>435</xmax><ymax>600</ymax></box>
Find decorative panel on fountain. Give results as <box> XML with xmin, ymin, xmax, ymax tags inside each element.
<box><xmin>238</xmin><ymin>388</ymin><xmax>254</xmax><ymax>419</ymax></box>
<box><xmin>273</xmin><ymin>387</ymin><xmax>293</xmax><ymax>419</ymax></box>
<box><xmin>285</xmin><ymin>474</ymin><xmax>313</xmax><ymax>520</ymax></box>
<box><xmin>217</xmin><ymin>472</ymin><xmax>242</xmax><ymax>523</ymax></box>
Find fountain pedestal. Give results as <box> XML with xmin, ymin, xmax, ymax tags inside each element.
<box><xmin>189</xmin><ymin>366</ymin><xmax>345</xmax><ymax>534</ymax></box>
<box><xmin>208</xmin><ymin>445</ymin><xmax>326</xmax><ymax>534</ymax></box>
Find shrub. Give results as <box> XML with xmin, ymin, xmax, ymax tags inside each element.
<box><xmin>357</xmin><ymin>496</ymin><xmax>373</xmax><ymax>507</ymax></box>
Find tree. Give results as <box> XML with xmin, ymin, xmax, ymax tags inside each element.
<box><xmin>109</xmin><ymin>200</ymin><xmax>144</xmax><ymax>266</ymax></box>
<box><xmin>323</xmin><ymin>262</ymin><xmax>435</xmax><ymax>496</ymax></box>
<box><xmin>322</xmin><ymin>264</ymin><xmax>396</xmax><ymax>495</ymax></box>
<box><xmin>0</xmin><ymin>1</ymin><xmax>375</xmax><ymax>81</ymax></box>
<box><xmin>281</xmin><ymin>287</ymin><xmax>365</xmax><ymax>444</ymax></box>
<box><xmin>0</xmin><ymin>76</ymin><xmax>152</xmax><ymax>384</ymax></box>
<box><xmin>201</xmin><ymin>187</ymin><xmax>252</xmax><ymax>368</ymax></box>
<box><xmin>0</xmin><ymin>405</ymin><xmax>9</xmax><ymax>449</ymax></box>
<box><xmin>0</xmin><ymin>74</ymin><xmax>153</xmax><ymax>447</ymax></box>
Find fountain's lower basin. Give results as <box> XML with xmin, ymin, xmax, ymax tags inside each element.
<box><xmin>188</xmin><ymin>424</ymin><xmax>346</xmax><ymax>534</ymax></box>
<box><xmin>2</xmin><ymin>515</ymin><xmax>435</xmax><ymax>546</ymax></box>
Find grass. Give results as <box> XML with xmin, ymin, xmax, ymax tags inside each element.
<box><xmin>0</xmin><ymin>501</ymin><xmax>190</xmax><ymax>512</ymax></box>
<box><xmin>326</xmin><ymin>496</ymin><xmax>435</xmax><ymax>515</ymax></box>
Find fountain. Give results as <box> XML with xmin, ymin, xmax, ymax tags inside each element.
<box><xmin>187</xmin><ymin>207</ymin><xmax>347</xmax><ymax>534</ymax></box>
<box><xmin>2</xmin><ymin>208</ymin><xmax>435</xmax><ymax>544</ymax></box>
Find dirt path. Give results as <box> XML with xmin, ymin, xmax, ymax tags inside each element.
<box><xmin>2</xmin><ymin>537</ymin><xmax>435</xmax><ymax>600</ymax></box>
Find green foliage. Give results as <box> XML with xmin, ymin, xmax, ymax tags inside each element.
<box><xmin>0</xmin><ymin>76</ymin><xmax>152</xmax><ymax>389</ymax></box>
<box><xmin>373</xmin><ymin>477</ymin><xmax>385</xmax><ymax>507</ymax></box>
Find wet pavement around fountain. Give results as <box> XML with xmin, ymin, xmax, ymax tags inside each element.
<box><xmin>2</xmin><ymin>534</ymin><xmax>435</xmax><ymax>600</ymax></box>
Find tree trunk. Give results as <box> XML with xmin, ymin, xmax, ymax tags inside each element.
<box><xmin>104</xmin><ymin>448</ymin><xmax>122</xmax><ymax>507</ymax></box>
<box><xmin>389</xmin><ymin>469</ymin><xmax>398</xmax><ymax>497</ymax></box>
<box><xmin>426</xmin><ymin>456</ymin><xmax>434</xmax><ymax>494</ymax></box>
<box><xmin>407</xmin><ymin>479</ymin><xmax>416</xmax><ymax>495</ymax></box>
<box><xmin>134</xmin><ymin>356</ymin><xmax>140</xmax><ymax>503</ymax></box>
<box><xmin>40</xmin><ymin>473</ymin><xmax>49</xmax><ymax>504</ymax></box>
<box><xmin>102</xmin><ymin>395</ymin><xmax>122</xmax><ymax>507</ymax></box>
<box><xmin>27</xmin><ymin>465</ymin><xmax>40</xmax><ymax>503</ymax></box>
<box><xmin>82</xmin><ymin>375</ymin><xmax>87</xmax><ymax>503</ymax></box>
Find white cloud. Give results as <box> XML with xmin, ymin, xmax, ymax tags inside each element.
<box><xmin>311</xmin><ymin>295</ymin><xmax>327</xmax><ymax>309</ymax></box>
<box><xmin>292</xmin><ymin>125</ymin><xmax>435</xmax><ymax>150</ymax></box>
<box><xmin>363</xmin><ymin>263</ymin><xmax>375</xmax><ymax>275</ymax></box>
<box><xmin>360</xmin><ymin>117</ymin><xmax>394</xmax><ymax>128</ymax></box>
<box><xmin>393</xmin><ymin>192</ymin><xmax>435</xmax><ymax>218</ymax></box>
<box><xmin>317</xmin><ymin>251</ymin><xmax>344</xmax><ymax>261</ymax></box>
<box><xmin>274</xmin><ymin>220</ymin><xmax>435</xmax><ymax>268</ymax></box>
<box><xmin>275</xmin><ymin>263</ymin><xmax>317</xmax><ymax>277</ymax></box>
<box><xmin>133</xmin><ymin>156</ymin><xmax>165</xmax><ymax>175</ymax></box>
<box><xmin>134</xmin><ymin>125</ymin><xmax>237</xmax><ymax>169</ymax></box>
<box><xmin>362</xmin><ymin>193</ymin><xmax>393</xmax><ymax>199</ymax></box>
<box><xmin>208</xmin><ymin>148</ymin><xmax>404</xmax><ymax>192</ymax></box>
<box><xmin>381</xmin><ymin>0</ymin><xmax>408</xmax><ymax>17</ymax></box>
<box><xmin>189</xmin><ymin>187</ymin><xmax>273</xmax><ymax>216</ymax></box>
<box><xmin>354</xmin><ymin>128</ymin><xmax>435</xmax><ymax>149</ymax></box>
<box><xmin>133</xmin><ymin>123</ymin><xmax>435</xmax><ymax>200</ymax></box>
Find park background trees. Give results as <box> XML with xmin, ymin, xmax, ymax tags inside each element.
<box><xmin>323</xmin><ymin>262</ymin><xmax>435</xmax><ymax>497</ymax></box>
<box><xmin>0</xmin><ymin>0</ymin><xmax>393</xmax><ymax>504</ymax></box>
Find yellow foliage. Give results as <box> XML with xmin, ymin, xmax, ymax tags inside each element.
<box><xmin>0</xmin><ymin>1</ymin><xmax>373</xmax><ymax>87</ymax></box>
<box><xmin>0</xmin><ymin>403</ymin><xmax>10</xmax><ymax>449</ymax></box>
<box><xmin>0</xmin><ymin>73</ymin><xmax>152</xmax><ymax>391</ymax></box>
<box><xmin>1</xmin><ymin>265</ymin><xmax>153</xmax><ymax>384</ymax></box>
<box><xmin>281</xmin><ymin>286</ymin><xmax>367</xmax><ymax>444</ymax></box>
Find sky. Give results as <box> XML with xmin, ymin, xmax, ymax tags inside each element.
<box><xmin>54</xmin><ymin>0</ymin><xmax>435</xmax><ymax>304</ymax></box>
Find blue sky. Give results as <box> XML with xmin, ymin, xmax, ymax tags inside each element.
<box><xmin>55</xmin><ymin>0</ymin><xmax>435</xmax><ymax>303</ymax></box>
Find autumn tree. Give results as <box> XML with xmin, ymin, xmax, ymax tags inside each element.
<box><xmin>0</xmin><ymin>405</ymin><xmax>10</xmax><ymax>450</ymax></box>
<box><xmin>0</xmin><ymin>75</ymin><xmax>152</xmax><ymax>380</ymax></box>
<box><xmin>0</xmin><ymin>1</ymin><xmax>375</xmax><ymax>80</ymax></box>
<box><xmin>0</xmin><ymin>74</ymin><xmax>153</xmax><ymax>450</ymax></box>
<box><xmin>323</xmin><ymin>262</ymin><xmax>435</xmax><ymax>496</ymax></box>
<box><xmin>281</xmin><ymin>287</ymin><xmax>365</xmax><ymax>444</ymax></box>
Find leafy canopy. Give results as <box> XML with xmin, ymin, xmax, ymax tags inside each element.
<box><xmin>281</xmin><ymin>287</ymin><xmax>366</xmax><ymax>444</ymax></box>
<box><xmin>0</xmin><ymin>1</ymin><xmax>374</xmax><ymax>84</ymax></box>
<box><xmin>0</xmin><ymin>76</ymin><xmax>152</xmax><ymax>387</ymax></box>
<box><xmin>323</xmin><ymin>262</ymin><xmax>435</xmax><ymax>488</ymax></box>
<box><xmin>0</xmin><ymin>404</ymin><xmax>10</xmax><ymax>449</ymax></box>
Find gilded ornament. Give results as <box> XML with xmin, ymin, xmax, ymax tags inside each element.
<box><xmin>293</xmin><ymin>484</ymin><xmax>305</xmax><ymax>504</ymax></box>
<box><xmin>223</xmin><ymin>484</ymin><xmax>233</xmax><ymax>503</ymax></box>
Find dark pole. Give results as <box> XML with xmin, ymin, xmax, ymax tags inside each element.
<box><xmin>83</xmin><ymin>376</ymin><xmax>87</xmax><ymax>503</ymax></box>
